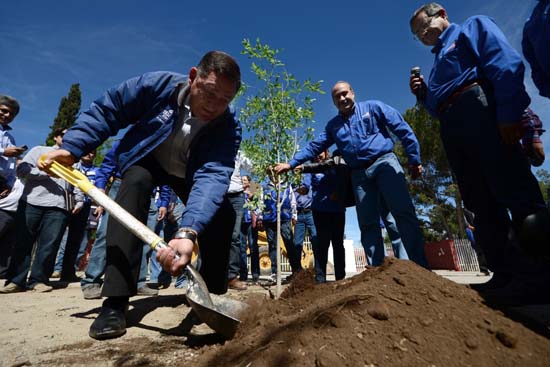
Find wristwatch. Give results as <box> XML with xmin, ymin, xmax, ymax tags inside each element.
<box><xmin>173</xmin><ymin>228</ymin><xmax>198</xmax><ymax>244</ymax></box>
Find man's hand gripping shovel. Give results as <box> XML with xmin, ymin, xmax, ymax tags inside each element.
<box><xmin>39</xmin><ymin>156</ymin><xmax>247</xmax><ymax>339</ymax></box>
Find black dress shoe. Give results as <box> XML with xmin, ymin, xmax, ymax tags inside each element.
<box><xmin>89</xmin><ymin>306</ymin><xmax>127</xmax><ymax>340</ymax></box>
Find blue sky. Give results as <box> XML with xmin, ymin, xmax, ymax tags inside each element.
<box><xmin>2</xmin><ymin>0</ymin><xmax>548</xmax><ymax>247</ymax></box>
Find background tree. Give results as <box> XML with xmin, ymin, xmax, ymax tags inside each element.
<box><xmin>93</xmin><ymin>138</ymin><xmax>116</xmax><ymax>167</ymax></box>
<box><xmin>238</xmin><ymin>38</ymin><xmax>323</xmax><ymax>295</ymax></box>
<box><xmin>394</xmin><ymin>104</ymin><xmax>463</xmax><ymax>242</ymax></box>
<box><xmin>535</xmin><ymin>168</ymin><xmax>550</xmax><ymax>204</ymax></box>
<box><xmin>46</xmin><ymin>83</ymin><xmax>81</xmax><ymax>146</ymax></box>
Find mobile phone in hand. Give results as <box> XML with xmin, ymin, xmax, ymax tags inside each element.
<box><xmin>20</xmin><ymin>145</ymin><xmax>28</xmax><ymax>151</ymax></box>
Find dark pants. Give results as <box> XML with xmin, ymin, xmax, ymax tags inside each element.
<box><xmin>227</xmin><ymin>192</ymin><xmax>246</xmax><ymax>280</ymax></box>
<box><xmin>7</xmin><ymin>200</ymin><xmax>68</xmax><ymax>288</ymax></box>
<box><xmin>60</xmin><ymin>202</ymin><xmax>91</xmax><ymax>279</ymax></box>
<box><xmin>439</xmin><ymin>85</ymin><xmax>546</xmax><ymax>277</ymax></box>
<box><xmin>102</xmin><ymin>155</ymin><xmax>234</xmax><ymax>297</ymax></box>
<box><xmin>0</xmin><ymin>209</ymin><xmax>17</xmax><ymax>278</ymax></box>
<box><xmin>313</xmin><ymin>210</ymin><xmax>346</xmax><ymax>282</ymax></box>
<box><xmin>241</xmin><ymin>221</ymin><xmax>259</xmax><ymax>280</ymax></box>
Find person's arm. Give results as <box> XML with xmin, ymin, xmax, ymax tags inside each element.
<box><xmin>94</xmin><ymin>141</ymin><xmax>120</xmax><ymax>191</ymax></box>
<box><xmin>375</xmin><ymin>102</ymin><xmax>423</xmax><ymax>178</ymax></box>
<box><xmin>2</xmin><ymin>147</ymin><xmax>26</xmax><ymax>157</ymax></box>
<box><xmin>298</xmin><ymin>158</ymin><xmax>337</xmax><ymax>173</ymax></box>
<box><xmin>178</xmin><ymin>111</ymin><xmax>242</xmax><ymax>234</ymax></box>
<box><xmin>463</xmin><ymin>16</ymin><xmax>530</xmax><ymax>126</ymax></box>
<box><xmin>300</xmin><ymin>173</ymin><xmax>311</xmax><ymax>193</ymax></box>
<box><xmin>38</xmin><ymin>73</ymin><xmax>183</xmax><ymax>171</ymax></box>
<box><xmin>16</xmin><ymin>147</ymin><xmax>51</xmax><ymax>180</ymax></box>
<box><xmin>0</xmin><ymin>132</ymin><xmax>21</xmax><ymax>157</ymax></box>
<box><xmin>238</xmin><ymin>151</ymin><xmax>255</xmax><ymax>173</ymax></box>
<box><xmin>522</xmin><ymin>17</ymin><xmax>550</xmax><ymax>99</ymax></box>
<box><xmin>157</xmin><ymin>185</ymin><xmax>171</xmax><ymax>221</ymax></box>
<box><xmin>521</xmin><ymin>108</ymin><xmax>546</xmax><ymax>166</ymax></box>
<box><xmin>289</xmin><ymin>186</ymin><xmax>297</xmax><ymax>222</ymax></box>
<box><xmin>275</xmin><ymin>130</ymin><xmax>334</xmax><ymax>174</ymax></box>
<box><xmin>62</xmin><ymin>73</ymin><xmax>182</xmax><ymax>159</ymax></box>
<box><xmin>375</xmin><ymin>103</ymin><xmax>421</xmax><ymax>165</ymax></box>
<box><xmin>72</xmin><ymin>184</ymin><xmax>85</xmax><ymax>214</ymax></box>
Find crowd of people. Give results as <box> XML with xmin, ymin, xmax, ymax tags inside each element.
<box><xmin>0</xmin><ymin>2</ymin><xmax>549</xmax><ymax>342</ymax></box>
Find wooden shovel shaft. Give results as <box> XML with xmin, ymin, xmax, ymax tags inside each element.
<box><xmin>40</xmin><ymin>156</ymin><xmax>166</xmax><ymax>251</ymax></box>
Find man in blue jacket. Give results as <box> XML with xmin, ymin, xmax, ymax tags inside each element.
<box><xmin>409</xmin><ymin>3</ymin><xmax>548</xmax><ymax>305</ymax></box>
<box><xmin>39</xmin><ymin>51</ymin><xmax>242</xmax><ymax>340</ymax></box>
<box><xmin>275</xmin><ymin>81</ymin><xmax>427</xmax><ymax>268</ymax></box>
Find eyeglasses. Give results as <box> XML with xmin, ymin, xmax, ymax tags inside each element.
<box><xmin>413</xmin><ymin>14</ymin><xmax>439</xmax><ymax>41</ymax></box>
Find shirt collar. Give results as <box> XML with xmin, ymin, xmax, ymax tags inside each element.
<box><xmin>338</xmin><ymin>104</ymin><xmax>356</xmax><ymax>119</ymax></box>
<box><xmin>431</xmin><ymin>23</ymin><xmax>457</xmax><ymax>54</ymax></box>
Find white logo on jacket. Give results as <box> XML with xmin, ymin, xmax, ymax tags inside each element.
<box><xmin>158</xmin><ymin>109</ymin><xmax>174</xmax><ymax>123</ymax></box>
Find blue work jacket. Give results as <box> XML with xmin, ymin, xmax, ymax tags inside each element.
<box><xmin>289</xmin><ymin>100</ymin><xmax>420</xmax><ymax>169</ymax></box>
<box><xmin>424</xmin><ymin>16</ymin><xmax>529</xmax><ymax>124</ymax></box>
<box><xmin>523</xmin><ymin>0</ymin><xmax>550</xmax><ymax>98</ymax></box>
<box><xmin>61</xmin><ymin>71</ymin><xmax>241</xmax><ymax>233</ymax></box>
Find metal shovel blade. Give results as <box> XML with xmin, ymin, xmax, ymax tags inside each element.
<box><xmin>186</xmin><ymin>289</ymin><xmax>246</xmax><ymax>340</ymax></box>
<box><xmin>185</xmin><ymin>264</ymin><xmax>247</xmax><ymax>339</ymax></box>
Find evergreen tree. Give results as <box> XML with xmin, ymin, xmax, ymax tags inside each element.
<box><xmin>536</xmin><ymin>168</ymin><xmax>550</xmax><ymax>203</ymax></box>
<box><xmin>46</xmin><ymin>83</ymin><xmax>81</xmax><ymax>146</ymax></box>
<box><xmin>394</xmin><ymin>104</ymin><xmax>463</xmax><ymax>242</ymax></box>
<box><xmin>93</xmin><ymin>138</ymin><xmax>116</xmax><ymax>167</ymax></box>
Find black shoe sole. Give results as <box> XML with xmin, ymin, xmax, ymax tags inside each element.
<box><xmin>89</xmin><ymin>327</ymin><xmax>126</xmax><ymax>340</ymax></box>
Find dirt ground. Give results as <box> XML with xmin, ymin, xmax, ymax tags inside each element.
<box><xmin>2</xmin><ymin>259</ymin><xmax>550</xmax><ymax>367</ymax></box>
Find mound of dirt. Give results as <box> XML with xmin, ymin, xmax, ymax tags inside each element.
<box><xmin>193</xmin><ymin>258</ymin><xmax>550</xmax><ymax>367</ymax></box>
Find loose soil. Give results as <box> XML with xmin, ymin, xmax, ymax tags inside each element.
<box><xmin>2</xmin><ymin>258</ymin><xmax>549</xmax><ymax>367</ymax></box>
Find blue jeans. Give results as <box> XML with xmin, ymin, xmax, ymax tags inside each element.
<box><xmin>8</xmin><ymin>201</ymin><xmax>68</xmax><ymax>288</ymax></box>
<box><xmin>138</xmin><ymin>200</ymin><xmax>163</xmax><ymax>287</ymax></box>
<box><xmin>227</xmin><ymin>193</ymin><xmax>246</xmax><ymax>280</ymax></box>
<box><xmin>293</xmin><ymin>210</ymin><xmax>317</xmax><ymax>264</ymax></box>
<box><xmin>81</xmin><ymin>182</ymin><xmax>158</xmax><ymax>289</ymax></box>
<box><xmin>241</xmin><ymin>221</ymin><xmax>259</xmax><ymax>280</ymax></box>
<box><xmin>265</xmin><ymin>220</ymin><xmax>300</xmax><ymax>273</ymax></box>
<box><xmin>383</xmin><ymin>212</ymin><xmax>408</xmax><ymax>261</ymax></box>
<box><xmin>147</xmin><ymin>201</ymin><xmax>174</xmax><ymax>286</ymax></box>
<box><xmin>312</xmin><ymin>210</ymin><xmax>345</xmax><ymax>282</ymax></box>
<box><xmin>380</xmin><ymin>198</ymin><xmax>408</xmax><ymax>264</ymax></box>
<box><xmin>81</xmin><ymin>179</ymin><xmax>121</xmax><ymax>287</ymax></box>
<box><xmin>351</xmin><ymin>152</ymin><xmax>427</xmax><ymax>268</ymax></box>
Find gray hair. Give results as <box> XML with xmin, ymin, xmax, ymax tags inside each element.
<box><xmin>0</xmin><ymin>95</ymin><xmax>20</xmax><ymax>116</ymax></box>
<box><xmin>410</xmin><ymin>3</ymin><xmax>445</xmax><ymax>29</ymax></box>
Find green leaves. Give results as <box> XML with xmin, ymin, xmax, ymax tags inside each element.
<box><xmin>239</xmin><ymin>38</ymin><xmax>324</xmax><ymax>185</ymax></box>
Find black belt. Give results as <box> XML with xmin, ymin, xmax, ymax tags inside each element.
<box><xmin>297</xmin><ymin>208</ymin><xmax>311</xmax><ymax>213</ymax></box>
<box><xmin>437</xmin><ymin>80</ymin><xmax>483</xmax><ymax>116</ymax></box>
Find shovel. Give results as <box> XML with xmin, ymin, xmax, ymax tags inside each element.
<box><xmin>40</xmin><ymin>156</ymin><xmax>247</xmax><ymax>339</ymax></box>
